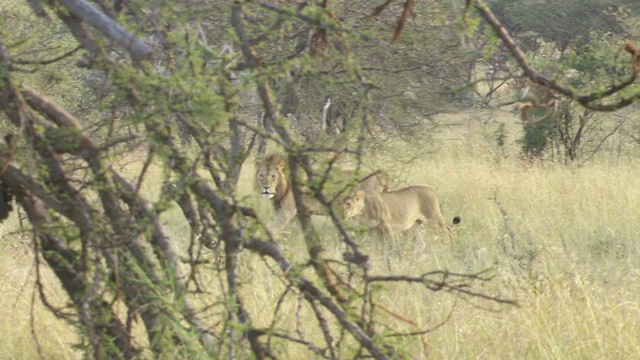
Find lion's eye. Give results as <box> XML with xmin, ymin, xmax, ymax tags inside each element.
<box><xmin>271</xmin><ymin>175</ymin><xmax>276</xmax><ymax>180</ymax></box>
<box><xmin>345</xmin><ymin>203</ymin><xmax>351</xmax><ymax>208</ymax></box>
<box><xmin>259</xmin><ymin>174</ymin><xmax>264</xmax><ymax>180</ymax></box>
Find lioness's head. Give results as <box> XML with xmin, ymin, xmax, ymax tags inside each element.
<box><xmin>342</xmin><ymin>190</ymin><xmax>366</xmax><ymax>218</ymax></box>
<box><xmin>255</xmin><ymin>154</ymin><xmax>288</xmax><ymax>200</ymax></box>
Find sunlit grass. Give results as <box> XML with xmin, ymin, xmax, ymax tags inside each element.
<box><xmin>0</xmin><ymin>216</ymin><xmax>78</xmax><ymax>360</ymax></box>
<box><xmin>2</xmin><ymin>113</ymin><xmax>640</xmax><ymax>358</ymax></box>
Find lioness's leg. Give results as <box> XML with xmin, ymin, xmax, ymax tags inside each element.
<box><xmin>373</xmin><ymin>222</ymin><xmax>393</xmax><ymax>242</ymax></box>
<box><xmin>444</xmin><ymin>225</ymin><xmax>454</xmax><ymax>242</ymax></box>
<box><xmin>436</xmin><ymin>219</ymin><xmax>455</xmax><ymax>242</ymax></box>
<box><xmin>429</xmin><ymin>212</ymin><xmax>455</xmax><ymax>243</ymax></box>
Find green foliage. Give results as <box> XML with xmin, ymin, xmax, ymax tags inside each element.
<box><xmin>488</xmin><ymin>11</ymin><xmax>639</xmax><ymax>162</ymax></box>
<box><xmin>1</xmin><ymin>1</ymin><xmax>93</xmax><ymax>112</ymax></box>
<box><xmin>487</xmin><ymin>0</ymin><xmax>637</xmax><ymax>51</ymax></box>
<box><xmin>237</xmin><ymin>0</ymin><xmax>474</xmax><ymax>151</ymax></box>
<box><xmin>519</xmin><ymin>118</ymin><xmax>556</xmax><ymax>159</ymax></box>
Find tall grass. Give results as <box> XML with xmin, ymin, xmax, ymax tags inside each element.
<box><xmin>2</xmin><ymin>115</ymin><xmax>640</xmax><ymax>358</ymax></box>
<box><xmin>399</xmin><ymin>153</ymin><xmax>640</xmax><ymax>359</ymax></box>
<box><xmin>0</xmin><ymin>216</ymin><xmax>78</xmax><ymax>360</ymax></box>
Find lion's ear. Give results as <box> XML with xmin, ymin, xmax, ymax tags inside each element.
<box><xmin>354</xmin><ymin>190</ymin><xmax>365</xmax><ymax>201</ymax></box>
<box><xmin>275</xmin><ymin>157</ymin><xmax>286</xmax><ymax>172</ymax></box>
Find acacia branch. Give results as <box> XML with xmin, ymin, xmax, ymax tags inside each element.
<box><xmin>22</xmin><ymin>86</ymin><xmax>85</xmax><ymax>129</ymax></box>
<box><xmin>244</xmin><ymin>238</ymin><xmax>391</xmax><ymax>360</ymax></box>
<box><xmin>232</xmin><ymin>1</ymin><xmax>356</xmax><ymax>315</ymax></box>
<box><xmin>110</xmin><ymin>171</ymin><xmax>216</xmax><ymax>349</ymax></box>
<box><xmin>56</xmin><ymin>0</ymin><xmax>153</xmax><ymax>60</ymax></box>
<box><xmin>12</xmin><ymin>46</ymin><xmax>82</xmax><ymax>65</ymax></box>
<box><xmin>368</xmin><ymin>269</ymin><xmax>519</xmax><ymax>306</ymax></box>
<box><xmin>471</xmin><ymin>0</ymin><xmax>640</xmax><ymax>111</ymax></box>
<box><xmin>0</xmin><ymin>134</ymin><xmax>134</xmax><ymax>358</ymax></box>
<box><xmin>391</xmin><ymin>0</ymin><xmax>414</xmax><ymax>44</ymax></box>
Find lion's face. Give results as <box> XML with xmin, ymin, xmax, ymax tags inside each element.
<box><xmin>342</xmin><ymin>191</ymin><xmax>366</xmax><ymax>218</ymax></box>
<box><xmin>255</xmin><ymin>155</ymin><xmax>287</xmax><ymax>200</ymax></box>
<box><xmin>256</xmin><ymin>165</ymin><xmax>280</xmax><ymax>199</ymax></box>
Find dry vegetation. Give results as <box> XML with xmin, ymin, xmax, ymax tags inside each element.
<box><xmin>2</xmin><ymin>110</ymin><xmax>640</xmax><ymax>359</ymax></box>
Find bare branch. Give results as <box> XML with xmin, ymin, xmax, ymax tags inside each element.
<box><xmin>57</xmin><ymin>0</ymin><xmax>153</xmax><ymax>61</ymax></box>
<box><xmin>391</xmin><ymin>0</ymin><xmax>415</xmax><ymax>44</ymax></box>
<box><xmin>12</xmin><ymin>46</ymin><xmax>82</xmax><ymax>65</ymax></box>
<box><xmin>368</xmin><ymin>269</ymin><xmax>518</xmax><ymax>306</ymax></box>
<box><xmin>244</xmin><ymin>237</ymin><xmax>392</xmax><ymax>360</ymax></box>
<box><xmin>470</xmin><ymin>0</ymin><xmax>640</xmax><ymax>111</ymax></box>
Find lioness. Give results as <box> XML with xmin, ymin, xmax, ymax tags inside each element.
<box><xmin>255</xmin><ymin>154</ymin><xmax>389</xmax><ymax>233</ymax></box>
<box><xmin>342</xmin><ymin>186</ymin><xmax>460</xmax><ymax>242</ymax></box>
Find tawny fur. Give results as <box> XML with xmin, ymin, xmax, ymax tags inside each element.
<box><xmin>343</xmin><ymin>186</ymin><xmax>459</xmax><ymax>242</ymax></box>
<box><xmin>255</xmin><ymin>154</ymin><xmax>389</xmax><ymax>233</ymax></box>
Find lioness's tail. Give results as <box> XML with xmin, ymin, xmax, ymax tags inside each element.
<box><xmin>445</xmin><ymin>216</ymin><xmax>461</xmax><ymax>243</ymax></box>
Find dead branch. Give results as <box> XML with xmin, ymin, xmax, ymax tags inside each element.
<box><xmin>12</xmin><ymin>46</ymin><xmax>82</xmax><ymax>65</ymax></box>
<box><xmin>368</xmin><ymin>269</ymin><xmax>518</xmax><ymax>306</ymax></box>
<box><xmin>57</xmin><ymin>0</ymin><xmax>153</xmax><ymax>61</ymax></box>
<box><xmin>368</xmin><ymin>0</ymin><xmax>395</xmax><ymax>18</ymax></box>
<box><xmin>392</xmin><ymin>0</ymin><xmax>415</xmax><ymax>44</ymax></box>
<box><xmin>244</xmin><ymin>237</ymin><xmax>392</xmax><ymax>360</ymax></box>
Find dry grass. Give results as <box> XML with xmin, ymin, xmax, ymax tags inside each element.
<box><xmin>2</xmin><ymin>111</ymin><xmax>640</xmax><ymax>358</ymax></box>
<box><xmin>0</xmin><ymin>216</ymin><xmax>78</xmax><ymax>360</ymax></box>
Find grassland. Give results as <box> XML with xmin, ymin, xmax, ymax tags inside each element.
<box><xmin>1</xmin><ymin>110</ymin><xmax>640</xmax><ymax>359</ymax></box>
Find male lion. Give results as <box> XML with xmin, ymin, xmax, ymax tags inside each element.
<box><xmin>342</xmin><ymin>186</ymin><xmax>460</xmax><ymax>242</ymax></box>
<box><xmin>255</xmin><ymin>154</ymin><xmax>389</xmax><ymax>233</ymax></box>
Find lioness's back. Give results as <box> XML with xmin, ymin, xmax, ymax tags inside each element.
<box><xmin>345</xmin><ymin>185</ymin><xmax>458</xmax><ymax>242</ymax></box>
<box><xmin>375</xmin><ymin>186</ymin><xmax>438</xmax><ymax>224</ymax></box>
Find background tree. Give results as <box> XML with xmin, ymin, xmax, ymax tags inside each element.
<box><xmin>4</xmin><ymin>0</ymin><xmax>640</xmax><ymax>357</ymax></box>
<box><xmin>488</xmin><ymin>0</ymin><xmax>639</xmax><ymax>52</ymax></box>
<box><xmin>459</xmin><ymin>0</ymin><xmax>640</xmax><ymax>161</ymax></box>
<box><xmin>0</xmin><ymin>0</ymin><xmax>515</xmax><ymax>358</ymax></box>
<box><xmin>469</xmin><ymin>0</ymin><xmax>640</xmax><ymax>111</ymax></box>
